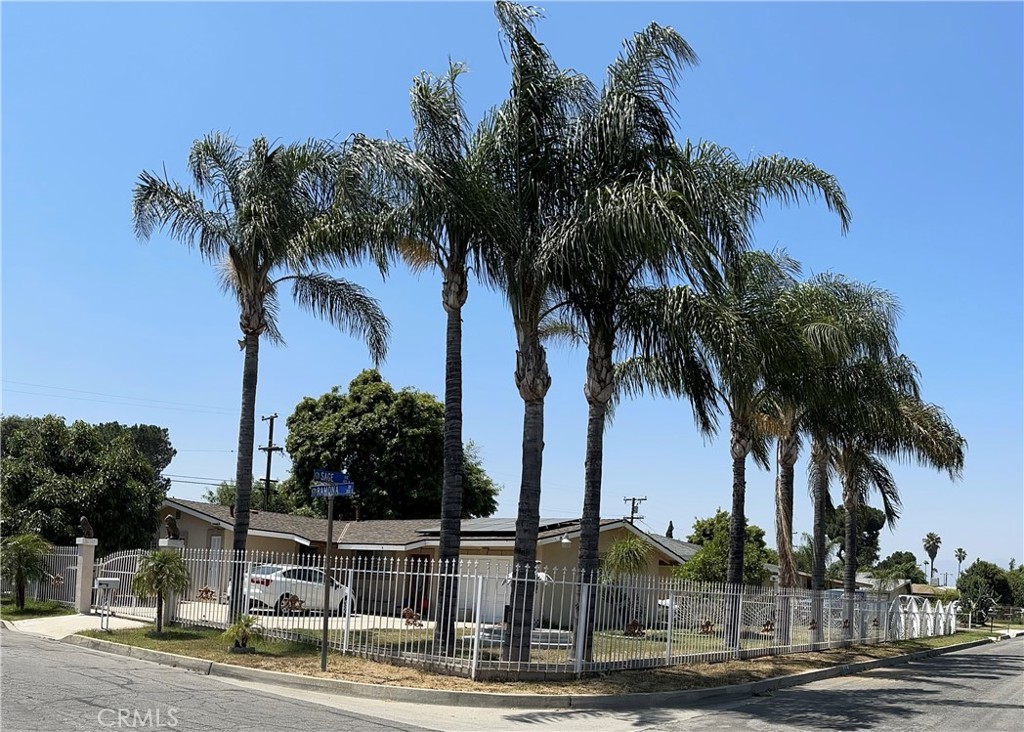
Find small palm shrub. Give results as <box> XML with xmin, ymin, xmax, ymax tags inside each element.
<box><xmin>1</xmin><ymin>534</ymin><xmax>53</xmax><ymax>610</ymax></box>
<box><xmin>223</xmin><ymin>614</ymin><xmax>263</xmax><ymax>651</ymax></box>
<box><xmin>131</xmin><ymin>550</ymin><xmax>190</xmax><ymax>635</ymax></box>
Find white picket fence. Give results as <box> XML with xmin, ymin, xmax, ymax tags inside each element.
<box><xmin>0</xmin><ymin>545</ymin><xmax>78</xmax><ymax>607</ymax></box>
<box><xmin>90</xmin><ymin>547</ymin><xmax>958</xmax><ymax>678</ymax></box>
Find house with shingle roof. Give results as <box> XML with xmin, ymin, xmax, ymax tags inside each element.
<box><xmin>159</xmin><ymin>496</ymin><xmax>698</xmax><ymax>571</ymax></box>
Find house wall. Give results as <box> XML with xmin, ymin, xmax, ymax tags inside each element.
<box><xmin>159</xmin><ymin>508</ymin><xmax>302</xmax><ymax>555</ymax></box>
<box><xmin>529</xmin><ymin>527</ymin><xmax>681</xmax><ymax>629</ymax></box>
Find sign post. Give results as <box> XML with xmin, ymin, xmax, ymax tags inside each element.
<box><xmin>312</xmin><ymin>469</ymin><xmax>354</xmax><ymax>672</ymax></box>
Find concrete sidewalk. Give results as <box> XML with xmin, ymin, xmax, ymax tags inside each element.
<box><xmin>1</xmin><ymin>612</ymin><xmax>147</xmax><ymax>639</ymax></box>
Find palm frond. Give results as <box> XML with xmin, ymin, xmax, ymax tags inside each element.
<box><xmin>132</xmin><ymin>171</ymin><xmax>232</xmax><ymax>261</ymax></box>
<box><xmin>283</xmin><ymin>273</ymin><xmax>390</xmax><ymax>366</ymax></box>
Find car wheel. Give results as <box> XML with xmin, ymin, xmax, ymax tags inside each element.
<box><xmin>274</xmin><ymin>594</ymin><xmax>291</xmax><ymax>615</ymax></box>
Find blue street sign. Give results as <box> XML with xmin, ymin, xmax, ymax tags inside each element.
<box><xmin>311</xmin><ymin>469</ymin><xmax>354</xmax><ymax>499</ymax></box>
<box><xmin>313</xmin><ymin>469</ymin><xmax>347</xmax><ymax>484</ymax></box>
<box><xmin>310</xmin><ymin>483</ymin><xmax>353</xmax><ymax>498</ymax></box>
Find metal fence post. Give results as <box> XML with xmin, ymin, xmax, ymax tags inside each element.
<box><xmin>470</xmin><ymin>574</ymin><xmax>485</xmax><ymax>681</ymax></box>
<box><xmin>665</xmin><ymin>591</ymin><xmax>675</xmax><ymax>664</ymax></box>
<box><xmin>343</xmin><ymin>566</ymin><xmax>354</xmax><ymax>653</ymax></box>
<box><xmin>573</xmin><ymin>583</ymin><xmax>590</xmax><ymax>675</ymax></box>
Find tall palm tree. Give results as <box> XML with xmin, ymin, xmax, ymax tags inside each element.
<box><xmin>0</xmin><ymin>534</ymin><xmax>52</xmax><ymax>611</ymax></box>
<box><xmin>923</xmin><ymin>532</ymin><xmax>942</xmax><ymax>584</ymax></box>
<box><xmin>830</xmin><ymin>356</ymin><xmax>965</xmax><ymax>636</ymax></box>
<box><xmin>760</xmin><ymin>276</ymin><xmax>899</xmax><ymax>593</ymax></box>
<box><xmin>543</xmin><ymin>21</ymin><xmax>707</xmax><ymax>662</ymax></box>
<box><xmin>133</xmin><ymin>133</ymin><xmax>390</xmax><ymax>618</ymax></box>
<box><xmin>354</xmin><ymin>61</ymin><xmax>496</xmax><ymax>654</ymax></box>
<box><xmin>132</xmin><ymin>549</ymin><xmax>191</xmax><ymax>635</ymax></box>
<box><xmin>479</xmin><ymin>0</ymin><xmax>593</xmax><ymax>663</ymax></box>
<box><xmin>955</xmin><ymin>547</ymin><xmax>967</xmax><ymax>578</ymax></box>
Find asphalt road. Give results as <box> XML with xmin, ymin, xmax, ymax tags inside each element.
<box><xmin>1</xmin><ymin>627</ymin><xmax>1021</xmax><ymax>732</ymax></box>
<box><xmin>0</xmin><ymin>629</ymin><xmax>430</xmax><ymax>732</ymax></box>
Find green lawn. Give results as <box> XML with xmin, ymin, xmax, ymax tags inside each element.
<box><xmin>79</xmin><ymin>625</ymin><xmax>312</xmax><ymax>663</ymax></box>
<box><xmin>0</xmin><ymin>598</ymin><xmax>77</xmax><ymax>621</ymax></box>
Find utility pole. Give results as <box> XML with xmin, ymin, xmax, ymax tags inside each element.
<box><xmin>259</xmin><ymin>414</ymin><xmax>283</xmax><ymax>511</ymax></box>
<box><xmin>623</xmin><ymin>496</ymin><xmax>647</xmax><ymax>525</ymax></box>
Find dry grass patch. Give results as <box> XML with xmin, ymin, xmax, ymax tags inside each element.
<box><xmin>77</xmin><ymin>626</ymin><xmax>995</xmax><ymax>695</ymax></box>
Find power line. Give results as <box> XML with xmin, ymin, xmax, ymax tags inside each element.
<box><xmin>2</xmin><ymin>379</ymin><xmax>238</xmax><ymax>413</ymax></box>
<box><xmin>2</xmin><ymin>388</ymin><xmax>238</xmax><ymax>417</ymax></box>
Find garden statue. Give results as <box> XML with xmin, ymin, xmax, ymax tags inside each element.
<box><xmin>163</xmin><ymin>514</ymin><xmax>181</xmax><ymax>540</ymax></box>
<box><xmin>78</xmin><ymin>516</ymin><xmax>94</xmax><ymax>539</ymax></box>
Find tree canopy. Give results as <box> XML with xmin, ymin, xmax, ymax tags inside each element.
<box><xmin>826</xmin><ymin>504</ymin><xmax>887</xmax><ymax>569</ymax></box>
<box><xmin>674</xmin><ymin>510</ymin><xmax>776</xmax><ymax>586</ymax></box>
<box><xmin>0</xmin><ymin>415</ymin><xmax>170</xmax><ymax>552</ymax></box>
<box><xmin>874</xmin><ymin>550</ymin><xmax>927</xmax><ymax>584</ymax></box>
<box><xmin>282</xmin><ymin>370</ymin><xmax>500</xmax><ymax>520</ymax></box>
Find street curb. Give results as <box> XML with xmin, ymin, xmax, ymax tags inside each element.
<box><xmin>62</xmin><ymin>634</ymin><xmax>214</xmax><ymax>675</ymax></box>
<box><xmin>54</xmin><ymin>632</ymin><xmax>1017</xmax><ymax>709</ymax></box>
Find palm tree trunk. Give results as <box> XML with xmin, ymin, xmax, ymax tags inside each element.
<box><xmin>726</xmin><ymin>416</ymin><xmax>750</xmax><ymax>650</ymax></box>
<box><xmin>15</xmin><ymin>574</ymin><xmax>25</xmax><ymax>611</ymax></box>
<box><xmin>504</xmin><ymin>326</ymin><xmax>551</xmax><ymax>663</ymax></box>
<box><xmin>774</xmin><ymin>429</ymin><xmax>799</xmax><ymax>644</ymax></box>
<box><xmin>156</xmin><ymin>589</ymin><xmax>164</xmax><ymax>634</ymax></box>
<box><xmin>434</xmin><ymin>269</ymin><xmax>467</xmax><ymax>656</ymax></box>
<box><xmin>230</xmin><ymin>331</ymin><xmax>260</xmax><ymax>620</ymax></box>
<box><xmin>809</xmin><ymin>435</ymin><xmax>828</xmax><ymax>644</ymax></box>
<box><xmin>775</xmin><ymin>432</ymin><xmax>799</xmax><ymax>589</ymax></box>
<box><xmin>841</xmin><ymin>470</ymin><xmax>858</xmax><ymax>642</ymax></box>
<box><xmin>577</xmin><ymin>328</ymin><xmax>614</xmax><ymax>664</ymax></box>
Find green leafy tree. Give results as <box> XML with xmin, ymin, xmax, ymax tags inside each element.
<box><xmin>922</xmin><ymin>532</ymin><xmax>942</xmax><ymax>584</ymax></box>
<box><xmin>131</xmin><ymin>550</ymin><xmax>191</xmax><ymax>634</ymax></box>
<box><xmin>673</xmin><ymin>510</ymin><xmax>774</xmax><ymax>586</ymax></box>
<box><xmin>957</xmin><ymin>559</ymin><xmax>1011</xmax><ymax>606</ymax></box>
<box><xmin>826</xmin><ymin>505</ymin><xmax>887</xmax><ymax>569</ymax></box>
<box><xmin>874</xmin><ymin>550</ymin><xmax>927</xmax><ymax>584</ymax></box>
<box><xmin>1005</xmin><ymin>566</ymin><xmax>1024</xmax><ymax>608</ymax></box>
<box><xmin>132</xmin><ymin>132</ymin><xmax>391</xmax><ymax>603</ymax></box>
<box><xmin>283</xmin><ymin>370</ymin><xmax>499</xmax><ymax>520</ymax></box>
<box><xmin>0</xmin><ymin>534</ymin><xmax>53</xmax><ymax>610</ymax></box>
<box><xmin>95</xmin><ymin>422</ymin><xmax>177</xmax><ymax>492</ymax></box>
<box><xmin>202</xmin><ymin>479</ymin><xmax>300</xmax><ymax>514</ymax></box>
<box><xmin>1</xmin><ymin>415</ymin><xmax>165</xmax><ymax>551</ymax></box>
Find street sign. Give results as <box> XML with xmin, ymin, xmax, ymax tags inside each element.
<box><xmin>310</xmin><ymin>468</ymin><xmax>356</xmax><ymax>672</ymax></box>
<box><xmin>310</xmin><ymin>482</ymin><xmax>353</xmax><ymax>498</ymax></box>
<box><xmin>313</xmin><ymin>469</ymin><xmax>347</xmax><ymax>484</ymax></box>
<box><xmin>311</xmin><ymin>468</ymin><xmax>354</xmax><ymax>498</ymax></box>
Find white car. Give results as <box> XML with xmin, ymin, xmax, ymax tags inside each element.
<box><xmin>226</xmin><ymin>564</ymin><xmax>353</xmax><ymax>615</ymax></box>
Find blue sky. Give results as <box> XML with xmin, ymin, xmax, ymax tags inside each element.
<box><xmin>3</xmin><ymin>1</ymin><xmax>1021</xmax><ymax>580</ymax></box>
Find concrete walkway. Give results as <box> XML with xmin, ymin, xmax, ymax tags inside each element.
<box><xmin>2</xmin><ymin>612</ymin><xmax>146</xmax><ymax>639</ymax></box>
